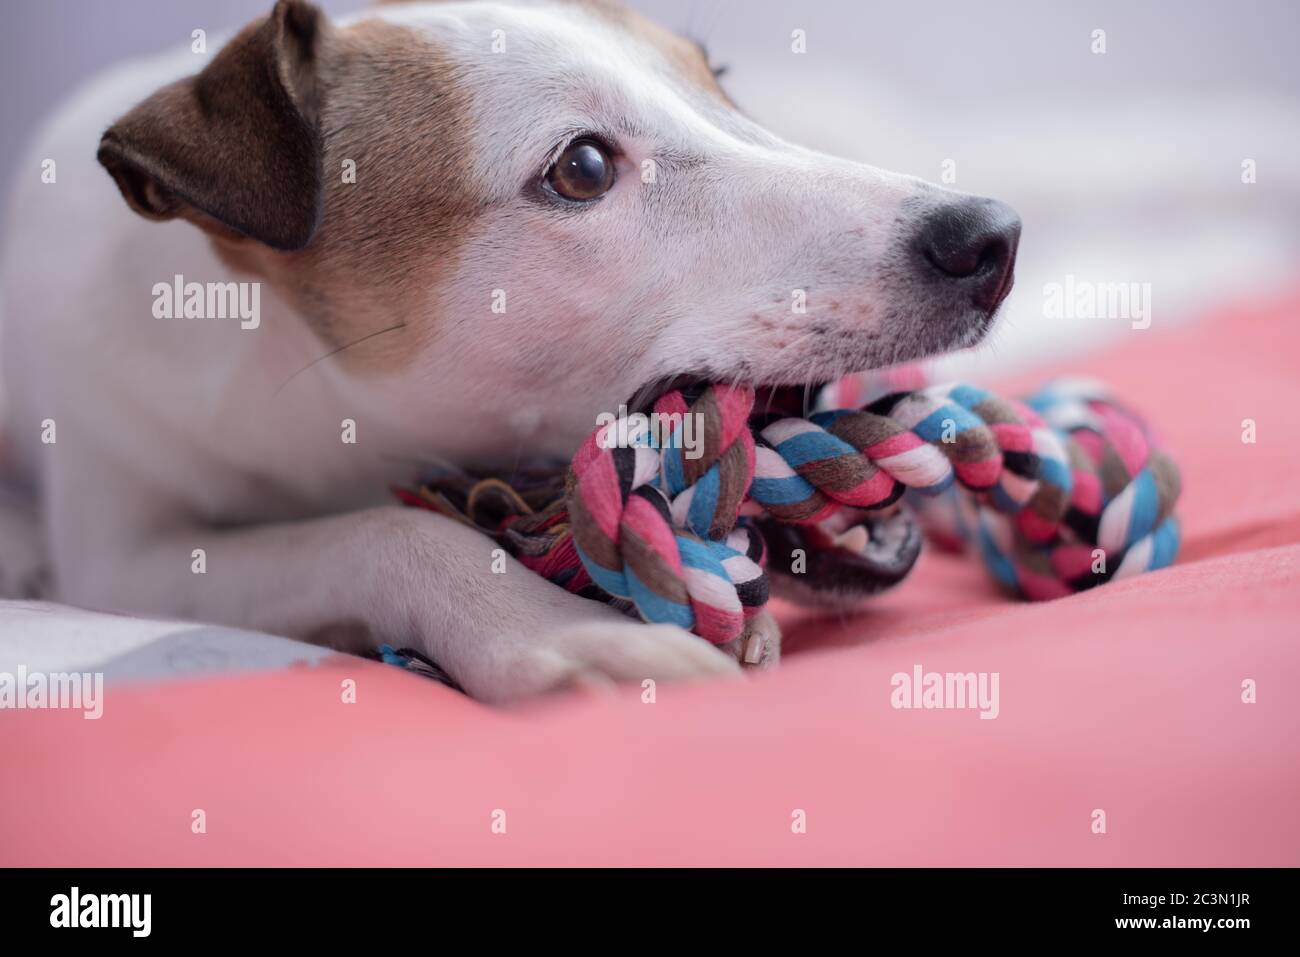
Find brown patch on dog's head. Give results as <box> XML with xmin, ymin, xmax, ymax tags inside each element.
<box><xmin>260</xmin><ymin>16</ymin><xmax>481</xmax><ymax>367</ymax></box>
<box><xmin>98</xmin><ymin>0</ymin><xmax>481</xmax><ymax>371</ymax></box>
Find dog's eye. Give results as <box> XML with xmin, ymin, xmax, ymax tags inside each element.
<box><xmin>546</xmin><ymin>138</ymin><xmax>615</xmax><ymax>202</ymax></box>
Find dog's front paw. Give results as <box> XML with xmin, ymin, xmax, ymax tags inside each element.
<box><xmin>465</xmin><ymin>619</ymin><xmax>743</xmax><ymax>704</ymax></box>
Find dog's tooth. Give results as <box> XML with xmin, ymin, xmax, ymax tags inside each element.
<box><xmin>833</xmin><ymin>525</ymin><xmax>869</xmax><ymax>554</ymax></box>
<box><xmin>743</xmin><ymin>634</ymin><xmax>764</xmax><ymax>664</ymax></box>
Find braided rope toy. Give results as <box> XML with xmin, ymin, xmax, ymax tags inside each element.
<box><xmin>398</xmin><ymin>377</ymin><xmax>1181</xmax><ymax>644</ymax></box>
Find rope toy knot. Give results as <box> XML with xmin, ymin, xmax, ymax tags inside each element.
<box><xmin>567</xmin><ymin>384</ymin><xmax>767</xmax><ymax>643</ymax></box>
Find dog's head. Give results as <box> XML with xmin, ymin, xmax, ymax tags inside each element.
<box><xmin>98</xmin><ymin>0</ymin><xmax>1019</xmax><ymax>459</ymax></box>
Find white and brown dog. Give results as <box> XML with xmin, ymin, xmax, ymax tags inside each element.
<box><xmin>0</xmin><ymin>0</ymin><xmax>1018</xmax><ymax>701</ymax></box>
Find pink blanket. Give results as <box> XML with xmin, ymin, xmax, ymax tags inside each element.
<box><xmin>3</xmin><ymin>289</ymin><xmax>1298</xmax><ymax>866</ymax></box>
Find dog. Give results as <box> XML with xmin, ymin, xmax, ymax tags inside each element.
<box><xmin>0</xmin><ymin>0</ymin><xmax>1019</xmax><ymax>702</ymax></box>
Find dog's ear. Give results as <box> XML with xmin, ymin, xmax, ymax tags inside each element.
<box><xmin>97</xmin><ymin>0</ymin><xmax>327</xmax><ymax>251</ymax></box>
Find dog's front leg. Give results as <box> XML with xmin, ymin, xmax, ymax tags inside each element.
<box><xmin>54</xmin><ymin>505</ymin><xmax>742</xmax><ymax>702</ymax></box>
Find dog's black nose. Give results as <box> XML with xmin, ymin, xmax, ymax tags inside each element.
<box><xmin>917</xmin><ymin>198</ymin><xmax>1021</xmax><ymax>311</ymax></box>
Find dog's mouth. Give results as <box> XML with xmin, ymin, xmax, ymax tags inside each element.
<box><xmin>625</xmin><ymin>370</ymin><xmax>923</xmax><ymax>604</ymax></box>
